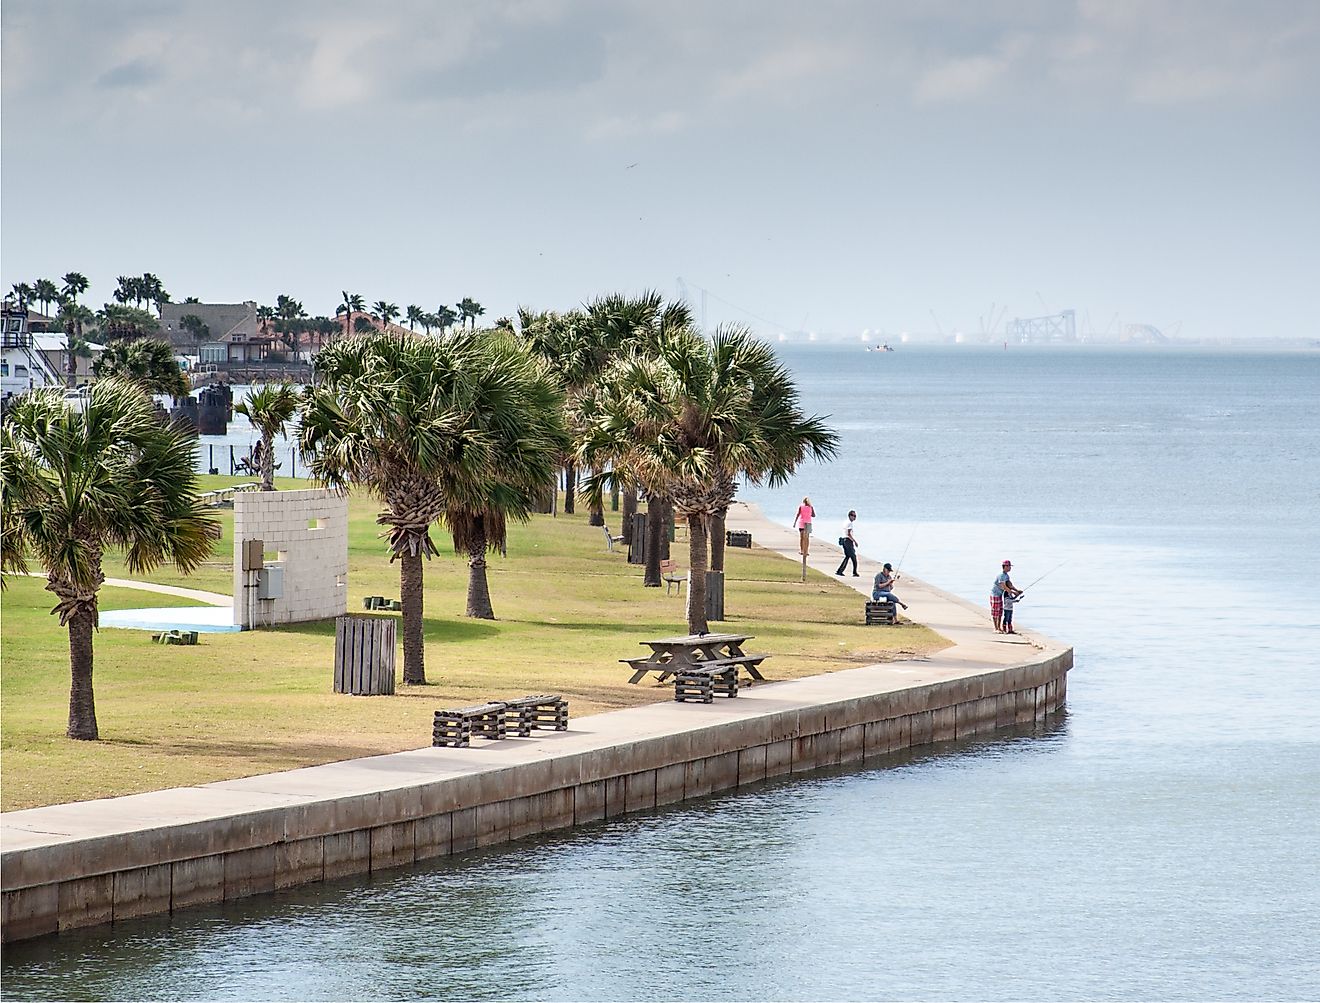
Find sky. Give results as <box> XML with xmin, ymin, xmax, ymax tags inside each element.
<box><xmin>3</xmin><ymin>0</ymin><xmax>1318</xmax><ymax>341</ymax></box>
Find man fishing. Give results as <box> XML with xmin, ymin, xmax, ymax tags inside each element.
<box><xmin>991</xmin><ymin>559</ymin><xmax>1023</xmax><ymax>633</ymax></box>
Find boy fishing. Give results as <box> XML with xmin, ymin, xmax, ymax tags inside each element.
<box><xmin>991</xmin><ymin>559</ymin><xmax>1023</xmax><ymax>633</ymax></box>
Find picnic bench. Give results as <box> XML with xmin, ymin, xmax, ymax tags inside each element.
<box><xmin>432</xmin><ymin>695</ymin><xmax>570</xmax><ymax>746</ymax></box>
<box><xmin>725</xmin><ymin>529</ymin><xmax>752</xmax><ymax>548</ymax></box>
<box><xmin>621</xmin><ymin>633</ymin><xmax>768</xmax><ymax>685</ymax></box>
<box><xmin>865</xmin><ymin>599</ymin><xmax>899</xmax><ymax>625</ymax></box>
<box><xmin>660</xmin><ymin>558</ymin><xmax>686</xmax><ymax>596</ymax></box>
<box><xmin>362</xmin><ymin>596</ymin><xmax>402</xmax><ymax>611</ymax></box>
<box><xmin>673</xmin><ymin>663</ymin><xmax>740</xmax><ymax>703</ymax></box>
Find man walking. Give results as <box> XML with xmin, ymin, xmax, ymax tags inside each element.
<box><xmin>991</xmin><ymin>559</ymin><xmax>1022</xmax><ymax>632</ymax></box>
<box><xmin>836</xmin><ymin>510</ymin><xmax>859</xmax><ymax>576</ymax></box>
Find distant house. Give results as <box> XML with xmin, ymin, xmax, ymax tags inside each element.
<box><xmin>158</xmin><ymin>301</ymin><xmax>276</xmax><ymax>364</ymax></box>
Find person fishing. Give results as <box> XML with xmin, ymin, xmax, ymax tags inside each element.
<box><xmin>991</xmin><ymin>559</ymin><xmax>1023</xmax><ymax>633</ymax></box>
<box><xmin>873</xmin><ymin>563</ymin><xmax>908</xmax><ymax>609</ymax></box>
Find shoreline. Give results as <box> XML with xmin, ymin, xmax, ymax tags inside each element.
<box><xmin>1</xmin><ymin>512</ymin><xmax>1072</xmax><ymax>944</ymax></box>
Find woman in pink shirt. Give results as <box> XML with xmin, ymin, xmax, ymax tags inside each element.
<box><xmin>793</xmin><ymin>496</ymin><xmax>815</xmax><ymax>555</ymax></box>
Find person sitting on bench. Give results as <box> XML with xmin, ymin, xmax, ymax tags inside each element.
<box><xmin>872</xmin><ymin>563</ymin><xmax>908</xmax><ymax>610</ymax></box>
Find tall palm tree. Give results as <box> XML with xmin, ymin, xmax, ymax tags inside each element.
<box><xmin>456</xmin><ymin>297</ymin><xmax>484</xmax><ymax>330</ymax></box>
<box><xmin>9</xmin><ymin>282</ymin><xmax>34</xmax><ymax>307</ymax></box>
<box><xmin>33</xmin><ymin>279</ymin><xmax>59</xmax><ymax>317</ymax></box>
<box><xmin>113</xmin><ymin>276</ymin><xmax>134</xmax><ymax>305</ymax></box>
<box><xmin>581</xmin><ymin>325</ymin><xmax>838</xmax><ymax>633</ymax></box>
<box><xmin>440</xmin><ymin>331</ymin><xmax>568</xmax><ymax>619</ymax></box>
<box><xmin>56</xmin><ymin>300</ymin><xmax>94</xmax><ymax>387</ymax></box>
<box><xmin>235</xmin><ymin>383</ymin><xmax>301</xmax><ymax>491</ymax></box>
<box><xmin>435</xmin><ymin>305</ymin><xmax>459</xmax><ymax>334</ymax></box>
<box><xmin>300</xmin><ymin>332</ymin><xmax>567</xmax><ymax>682</ymax></box>
<box><xmin>93</xmin><ymin>338</ymin><xmax>188</xmax><ymax>399</ymax></box>
<box><xmin>419</xmin><ymin>312</ymin><xmax>436</xmax><ymax>335</ymax></box>
<box><xmin>406</xmin><ymin>304</ymin><xmax>424</xmax><ymax>331</ymax></box>
<box><xmin>336</xmin><ymin>291</ymin><xmax>365</xmax><ymax>341</ymax></box>
<box><xmin>61</xmin><ymin>272</ymin><xmax>90</xmax><ymax>308</ymax></box>
<box><xmin>373</xmin><ymin>301</ymin><xmax>399</xmax><ymax>329</ymax></box>
<box><xmin>1</xmin><ymin>381</ymin><xmax>216</xmax><ymax>740</ymax></box>
<box><xmin>275</xmin><ymin>294</ymin><xmax>306</xmax><ymax>361</ymax></box>
<box><xmin>256</xmin><ymin>305</ymin><xmax>275</xmax><ymax>341</ymax></box>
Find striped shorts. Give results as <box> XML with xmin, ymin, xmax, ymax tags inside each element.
<box><xmin>990</xmin><ymin>595</ymin><xmax>1004</xmax><ymax>619</ymax></box>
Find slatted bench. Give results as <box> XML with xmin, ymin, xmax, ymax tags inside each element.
<box><xmin>865</xmin><ymin>600</ymin><xmax>898</xmax><ymax>625</ymax></box>
<box><xmin>502</xmin><ymin>694</ymin><xmax>569</xmax><ymax>736</ymax></box>
<box><xmin>659</xmin><ymin>558</ymin><xmax>686</xmax><ymax>596</ymax></box>
<box><xmin>602</xmin><ymin>525</ymin><xmax>626</xmax><ymax>553</ymax></box>
<box><xmin>151</xmin><ymin>629</ymin><xmax>199</xmax><ymax>646</ymax></box>
<box><xmin>699</xmin><ymin>653</ymin><xmax>770</xmax><ymax>681</ymax></box>
<box><xmin>432</xmin><ymin>702</ymin><xmax>507</xmax><ymax>748</ymax></box>
<box><xmin>725</xmin><ymin>529</ymin><xmax>752</xmax><ymax>548</ymax></box>
<box><xmin>674</xmin><ymin>664</ymin><xmax>739</xmax><ymax>703</ymax></box>
<box><xmin>362</xmin><ymin>596</ymin><xmax>402</xmax><ymax>611</ymax></box>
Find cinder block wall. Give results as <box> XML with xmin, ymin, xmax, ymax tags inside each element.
<box><xmin>232</xmin><ymin>489</ymin><xmax>349</xmax><ymax>628</ymax></box>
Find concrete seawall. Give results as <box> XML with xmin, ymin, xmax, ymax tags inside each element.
<box><xmin>1</xmin><ymin>504</ymin><xmax>1072</xmax><ymax>943</ymax></box>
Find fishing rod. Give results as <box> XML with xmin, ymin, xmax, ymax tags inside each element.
<box><xmin>1016</xmin><ymin>561</ymin><xmax>1066</xmax><ymax>598</ymax></box>
<box><xmin>893</xmin><ymin>522</ymin><xmax>920</xmax><ymax>578</ymax></box>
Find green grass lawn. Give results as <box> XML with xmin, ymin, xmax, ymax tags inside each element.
<box><xmin>1</xmin><ymin>476</ymin><xmax>947</xmax><ymax>810</ymax></box>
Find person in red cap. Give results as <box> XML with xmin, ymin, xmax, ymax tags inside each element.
<box><xmin>991</xmin><ymin>559</ymin><xmax>1022</xmax><ymax>633</ymax></box>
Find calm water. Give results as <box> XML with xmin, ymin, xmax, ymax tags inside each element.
<box><xmin>6</xmin><ymin>346</ymin><xmax>1319</xmax><ymax>1001</ymax></box>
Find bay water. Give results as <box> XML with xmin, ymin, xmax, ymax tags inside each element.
<box><xmin>4</xmin><ymin>346</ymin><xmax>1318</xmax><ymax>1000</ymax></box>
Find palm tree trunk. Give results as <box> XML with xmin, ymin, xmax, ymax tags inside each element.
<box><xmin>66</xmin><ymin>608</ymin><xmax>98</xmax><ymax>740</ymax></box>
<box><xmin>622</xmin><ymin>485</ymin><xmax>637</xmax><ymax>545</ymax></box>
<box><xmin>660</xmin><ymin>498</ymin><xmax>672</xmax><ymax>560</ymax></box>
<box><xmin>588</xmin><ymin>466</ymin><xmax>605</xmax><ymax>526</ymax></box>
<box><xmin>466</xmin><ymin>526</ymin><xmax>495</xmax><ymax>619</ymax></box>
<box><xmin>260</xmin><ymin>432</ymin><xmax>275</xmax><ymax>491</ymax></box>
<box><xmin>687</xmin><ymin>512</ymin><xmax>710</xmax><ymax>635</ymax></box>
<box><xmin>711</xmin><ymin>510</ymin><xmax>727</xmax><ymax>572</ymax></box>
<box><xmin>400</xmin><ymin>553</ymin><xmax>426</xmax><ymax>685</ymax></box>
<box><xmin>644</xmin><ymin>496</ymin><xmax>663</xmax><ymax>587</ymax></box>
<box><xmin>563</xmin><ymin>462</ymin><xmax>577</xmax><ymax>514</ymax></box>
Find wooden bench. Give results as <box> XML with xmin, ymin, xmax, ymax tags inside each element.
<box><xmin>432</xmin><ymin>702</ymin><xmax>507</xmax><ymax>747</ymax></box>
<box><xmin>674</xmin><ymin>664</ymin><xmax>739</xmax><ymax>703</ymax></box>
<box><xmin>151</xmin><ymin>629</ymin><xmax>199</xmax><ymax>646</ymax></box>
<box><xmin>698</xmin><ymin>652</ymin><xmax>770</xmax><ymax>681</ymax></box>
<box><xmin>865</xmin><ymin>600</ymin><xmax>898</xmax><ymax>625</ymax></box>
<box><xmin>660</xmin><ymin>558</ymin><xmax>686</xmax><ymax>596</ymax></box>
<box><xmin>502</xmin><ymin>694</ymin><xmax>569</xmax><ymax>736</ymax></box>
<box><xmin>602</xmin><ymin>524</ymin><xmax>626</xmax><ymax>553</ymax></box>
<box><xmin>621</xmin><ymin>656</ymin><xmax>663</xmax><ymax>684</ymax></box>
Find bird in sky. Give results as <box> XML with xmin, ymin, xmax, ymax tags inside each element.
<box><xmin>625</xmin><ymin>162</ymin><xmax>639</xmax><ymax>169</ymax></box>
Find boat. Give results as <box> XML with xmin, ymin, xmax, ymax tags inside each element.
<box><xmin>865</xmin><ymin>343</ymin><xmax>895</xmax><ymax>353</ymax></box>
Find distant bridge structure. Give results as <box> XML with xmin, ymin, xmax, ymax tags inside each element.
<box><xmin>1006</xmin><ymin>309</ymin><xmax>1076</xmax><ymax>343</ymax></box>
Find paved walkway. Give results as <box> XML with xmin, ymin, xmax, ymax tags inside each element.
<box><xmin>725</xmin><ymin>501</ymin><xmax>1041</xmax><ymax>662</ymax></box>
<box><xmin>2</xmin><ymin>509</ymin><xmax>1067</xmax><ymax>856</ymax></box>
<box><xmin>16</xmin><ymin>572</ymin><xmax>231</xmax><ymax>607</ymax></box>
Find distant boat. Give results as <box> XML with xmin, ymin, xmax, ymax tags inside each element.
<box><xmin>865</xmin><ymin>343</ymin><xmax>895</xmax><ymax>353</ymax></box>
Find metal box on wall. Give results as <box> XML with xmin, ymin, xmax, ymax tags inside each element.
<box><xmin>241</xmin><ymin>538</ymin><xmax>264</xmax><ymax>571</ymax></box>
<box><xmin>257</xmin><ymin>565</ymin><xmax>283</xmax><ymax>599</ymax></box>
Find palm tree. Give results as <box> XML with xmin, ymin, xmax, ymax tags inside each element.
<box><xmin>93</xmin><ymin>338</ymin><xmax>188</xmax><ymax>399</ymax></box>
<box><xmin>275</xmin><ymin>294</ymin><xmax>306</xmax><ymax>361</ymax></box>
<box><xmin>435</xmin><ymin>305</ymin><xmax>459</xmax><ymax>334</ymax></box>
<box><xmin>56</xmin><ymin>299</ymin><xmax>95</xmax><ymax>387</ymax></box>
<box><xmin>113</xmin><ymin>276</ymin><xmax>134</xmax><ymax>305</ymax></box>
<box><xmin>373</xmin><ymin>301</ymin><xmax>399</xmax><ymax>329</ymax></box>
<box><xmin>456</xmin><ymin>297</ymin><xmax>484</xmax><ymax>330</ymax></box>
<box><xmin>1</xmin><ymin>381</ymin><xmax>216</xmax><ymax>739</ymax></box>
<box><xmin>142</xmin><ymin>274</ymin><xmax>169</xmax><ymax>316</ymax></box>
<box><xmin>9</xmin><ymin>282</ymin><xmax>34</xmax><ymax>307</ymax></box>
<box><xmin>300</xmin><ymin>332</ymin><xmax>567</xmax><ymax>683</ymax></box>
<box><xmin>581</xmin><ymin>325</ymin><xmax>838</xmax><ymax>633</ymax></box>
<box><xmin>256</xmin><ymin>305</ymin><xmax>275</xmax><ymax>341</ymax></box>
<box><xmin>61</xmin><ymin>272</ymin><xmax>90</xmax><ymax>308</ymax></box>
<box><xmin>336</xmin><ymin>291</ymin><xmax>365</xmax><ymax>341</ymax></box>
<box><xmin>235</xmin><ymin>383</ymin><xmax>301</xmax><ymax>491</ymax></box>
<box><xmin>406</xmin><ymin>305</ymin><xmax>424</xmax><ymax>331</ymax></box>
<box><xmin>419</xmin><ymin>312</ymin><xmax>436</xmax><ymax>335</ymax></box>
<box><xmin>33</xmin><ymin>279</ymin><xmax>59</xmax><ymax>318</ymax></box>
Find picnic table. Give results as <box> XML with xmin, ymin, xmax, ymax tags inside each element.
<box><xmin>621</xmin><ymin>632</ymin><xmax>768</xmax><ymax>685</ymax></box>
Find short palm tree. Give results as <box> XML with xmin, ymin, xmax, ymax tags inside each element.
<box><xmin>1</xmin><ymin>382</ymin><xmax>217</xmax><ymax>739</ymax></box>
<box><xmin>406</xmin><ymin>304</ymin><xmax>424</xmax><ymax>331</ymax></box>
<box><xmin>235</xmin><ymin>383</ymin><xmax>301</xmax><ymax>490</ymax></box>
<box><xmin>373</xmin><ymin>301</ymin><xmax>399</xmax><ymax>329</ymax></box>
<box><xmin>300</xmin><ymin>332</ymin><xmax>567</xmax><ymax>682</ymax></box>
<box><xmin>581</xmin><ymin>325</ymin><xmax>838</xmax><ymax>633</ymax></box>
<box><xmin>93</xmin><ymin>337</ymin><xmax>188</xmax><ymax>399</ymax></box>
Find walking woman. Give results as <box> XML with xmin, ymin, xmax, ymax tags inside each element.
<box><xmin>793</xmin><ymin>496</ymin><xmax>815</xmax><ymax>556</ymax></box>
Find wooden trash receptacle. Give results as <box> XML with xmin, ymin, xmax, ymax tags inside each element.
<box><xmin>334</xmin><ymin>615</ymin><xmax>397</xmax><ymax>695</ymax></box>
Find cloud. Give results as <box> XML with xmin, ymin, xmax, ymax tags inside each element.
<box><xmin>97</xmin><ymin>58</ymin><xmax>162</xmax><ymax>90</ymax></box>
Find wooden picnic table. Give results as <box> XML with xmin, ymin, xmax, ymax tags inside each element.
<box><xmin>621</xmin><ymin>632</ymin><xmax>767</xmax><ymax>684</ymax></box>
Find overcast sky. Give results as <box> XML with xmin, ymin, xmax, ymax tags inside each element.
<box><xmin>3</xmin><ymin>1</ymin><xmax>1317</xmax><ymax>340</ymax></box>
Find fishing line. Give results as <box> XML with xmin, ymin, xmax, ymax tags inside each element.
<box><xmin>1018</xmin><ymin>561</ymin><xmax>1067</xmax><ymax>597</ymax></box>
